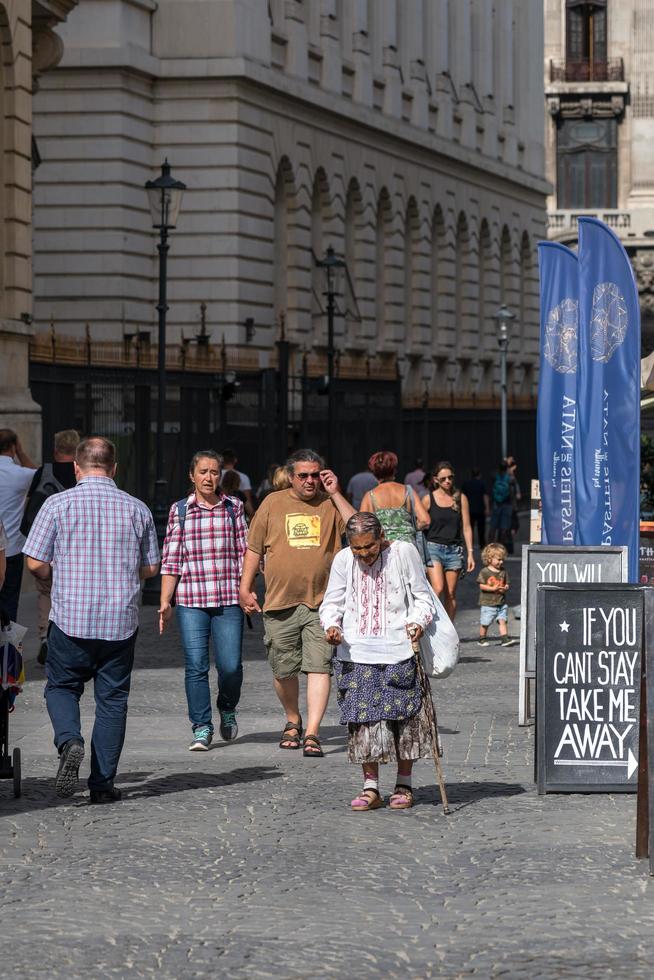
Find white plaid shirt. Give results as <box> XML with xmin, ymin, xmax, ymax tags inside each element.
<box><xmin>23</xmin><ymin>477</ymin><xmax>159</xmax><ymax>640</ymax></box>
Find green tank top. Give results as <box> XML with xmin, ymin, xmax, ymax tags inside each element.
<box><xmin>369</xmin><ymin>487</ymin><xmax>416</xmax><ymax>544</ymax></box>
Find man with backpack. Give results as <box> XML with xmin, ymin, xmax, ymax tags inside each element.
<box><xmin>21</xmin><ymin>429</ymin><xmax>80</xmax><ymax>664</ymax></box>
<box><xmin>489</xmin><ymin>461</ymin><xmax>513</xmax><ymax>549</ymax></box>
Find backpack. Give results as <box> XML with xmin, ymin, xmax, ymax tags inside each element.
<box><xmin>20</xmin><ymin>464</ymin><xmax>66</xmax><ymax>536</ymax></box>
<box><xmin>492</xmin><ymin>474</ymin><xmax>511</xmax><ymax>505</ymax></box>
<box><xmin>176</xmin><ymin>495</ymin><xmax>237</xmax><ymax>536</ymax></box>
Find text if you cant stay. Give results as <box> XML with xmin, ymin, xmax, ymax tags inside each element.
<box><xmin>554</xmin><ymin>606</ymin><xmax>637</xmax><ymax>762</ymax></box>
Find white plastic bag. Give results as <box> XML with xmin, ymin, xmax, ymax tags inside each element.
<box><xmin>420</xmin><ymin>589</ymin><xmax>459</xmax><ymax>678</ymax></box>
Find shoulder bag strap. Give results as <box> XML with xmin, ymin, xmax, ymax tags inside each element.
<box><xmin>176</xmin><ymin>498</ymin><xmax>188</xmax><ymax>534</ymax></box>
<box><xmin>223</xmin><ymin>495</ymin><xmax>237</xmax><ymax>540</ymax></box>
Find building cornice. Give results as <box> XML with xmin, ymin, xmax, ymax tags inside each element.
<box><xmin>54</xmin><ymin>47</ymin><xmax>550</xmax><ymax>200</ymax></box>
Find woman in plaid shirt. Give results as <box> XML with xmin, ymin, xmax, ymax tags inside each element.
<box><xmin>159</xmin><ymin>450</ymin><xmax>248</xmax><ymax>750</ymax></box>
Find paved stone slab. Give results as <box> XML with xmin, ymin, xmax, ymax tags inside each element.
<box><xmin>1</xmin><ymin>561</ymin><xmax>653</xmax><ymax>978</ymax></box>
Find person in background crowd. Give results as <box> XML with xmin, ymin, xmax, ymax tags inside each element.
<box><xmin>0</xmin><ymin>518</ymin><xmax>7</xmax><ymax>592</ymax></box>
<box><xmin>221</xmin><ymin>468</ymin><xmax>247</xmax><ymax>510</ymax></box>
<box><xmin>461</xmin><ymin>467</ymin><xmax>489</xmax><ymax>549</ymax></box>
<box><xmin>360</xmin><ymin>451</ymin><xmax>430</xmax><ymax>546</ymax></box>
<box><xmin>320</xmin><ymin>513</ymin><xmax>436</xmax><ymax>811</ymax></box>
<box><xmin>422</xmin><ymin>461</ymin><xmax>475</xmax><ymax>621</ymax></box>
<box><xmin>477</xmin><ymin>542</ymin><xmax>517</xmax><ymax>647</ymax></box>
<box><xmin>256</xmin><ymin>462</ymin><xmax>281</xmax><ymax>504</ymax></box>
<box><xmin>489</xmin><ymin>461</ymin><xmax>513</xmax><ymax>549</ymax></box>
<box><xmin>221</xmin><ymin>449</ymin><xmax>255</xmax><ymax>519</ymax></box>
<box><xmin>0</xmin><ymin>429</ymin><xmax>36</xmax><ymax>621</ymax></box>
<box><xmin>346</xmin><ymin>467</ymin><xmax>377</xmax><ymax>510</ymax></box>
<box><xmin>159</xmin><ymin>450</ymin><xmax>247</xmax><ymax>750</ymax></box>
<box><xmin>239</xmin><ymin>449</ymin><xmax>355</xmax><ymax>758</ymax></box>
<box><xmin>271</xmin><ymin>466</ymin><xmax>291</xmax><ymax>492</ymax></box>
<box><xmin>505</xmin><ymin>455</ymin><xmax>522</xmax><ymax>555</ymax></box>
<box><xmin>23</xmin><ymin>437</ymin><xmax>159</xmax><ymax>803</ymax></box>
<box><xmin>404</xmin><ymin>458</ymin><xmax>426</xmax><ymax>493</ymax></box>
<box><xmin>21</xmin><ymin>429</ymin><xmax>80</xmax><ymax>665</ymax></box>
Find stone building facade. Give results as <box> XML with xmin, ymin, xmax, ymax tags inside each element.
<box><xmin>545</xmin><ymin>0</ymin><xmax>654</xmax><ymax>357</ymax></box>
<box><xmin>0</xmin><ymin>0</ymin><xmax>76</xmax><ymax>456</ymax></box>
<box><xmin>32</xmin><ymin>0</ymin><xmax>547</xmax><ymax>407</ymax></box>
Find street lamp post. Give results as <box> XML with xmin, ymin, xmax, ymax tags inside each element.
<box><xmin>494</xmin><ymin>304</ymin><xmax>516</xmax><ymax>462</ymax></box>
<box><xmin>142</xmin><ymin>160</ymin><xmax>186</xmax><ymax>605</ymax></box>
<box><xmin>315</xmin><ymin>246</ymin><xmax>346</xmax><ymax>466</ymax></box>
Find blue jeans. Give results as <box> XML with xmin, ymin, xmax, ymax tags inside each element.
<box><xmin>45</xmin><ymin>622</ymin><xmax>136</xmax><ymax>791</ymax></box>
<box><xmin>426</xmin><ymin>542</ymin><xmax>464</xmax><ymax>571</ymax></box>
<box><xmin>176</xmin><ymin>605</ymin><xmax>244</xmax><ymax>731</ymax></box>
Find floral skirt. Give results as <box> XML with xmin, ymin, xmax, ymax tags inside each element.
<box><xmin>333</xmin><ymin>657</ymin><xmax>434</xmax><ymax>764</ymax></box>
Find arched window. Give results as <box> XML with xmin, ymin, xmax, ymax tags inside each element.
<box><xmin>404</xmin><ymin>198</ymin><xmax>420</xmax><ymax>345</ymax></box>
<box><xmin>273</xmin><ymin>160</ymin><xmax>293</xmax><ymax>324</ymax></box>
<box><xmin>455</xmin><ymin>212</ymin><xmax>470</xmax><ymax>351</ymax></box>
<box><xmin>500</xmin><ymin>225</ymin><xmax>512</xmax><ymax>307</ymax></box>
<box><xmin>520</xmin><ymin>231</ymin><xmax>532</xmax><ymax>345</ymax></box>
<box><xmin>431</xmin><ymin>206</ymin><xmax>445</xmax><ymax>351</ymax></box>
<box><xmin>311</xmin><ymin>169</ymin><xmax>330</xmax><ymax>340</ymax></box>
<box><xmin>375</xmin><ymin>188</ymin><xmax>392</xmax><ymax>345</ymax></box>
<box><xmin>478</xmin><ymin>219</ymin><xmax>492</xmax><ymax>349</ymax></box>
<box><xmin>344</xmin><ymin>179</ymin><xmax>363</xmax><ymax>347</ymax></box>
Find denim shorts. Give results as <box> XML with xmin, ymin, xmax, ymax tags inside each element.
<box><xmin>480</xmin><ymin>603</ymin><xmax>508</xmax><ymax>627</ymax></box>
<box><xmin>426</xmin><ymin>542</ymin><xmax>464</xmax><ymax>571</ymax></box>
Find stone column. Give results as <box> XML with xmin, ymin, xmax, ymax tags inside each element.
<box><xmin>0</xmin><ymin>321</ymin><xmax>41</xmax><ymax>461</ymax></box>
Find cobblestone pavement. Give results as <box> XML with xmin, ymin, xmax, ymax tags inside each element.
<box><xmin>2</xmin><ymin>551</ymin><xmax>654</xmax><ymax>978</ymax></box>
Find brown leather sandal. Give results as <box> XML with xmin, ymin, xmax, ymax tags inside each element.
<box><xmin>389</xmin><ymin>784</ymin><xmax>414</xmax><ymax>809</ymax></box>
<box><xmin>279</xmin><ymin>719</ymin><xmax>302</xmax><ymax>750</ymax></box>
<box><xmin>302</xmin><ymin>733</ymin><xmax>324</xmax><ymax>757</ymax></box>
<box><xmin>351</xmin><ymin>788</ymin><xmax>383</xmax><ymax>811</ymax></box>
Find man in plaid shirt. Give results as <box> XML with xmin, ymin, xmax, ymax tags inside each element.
<box><xmin>23</xmin><ymin>437</ymin><xmax>159</xmax><ymax>803</ymax></box>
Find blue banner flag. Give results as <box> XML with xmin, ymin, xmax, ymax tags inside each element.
<box><xmin>576</xmin><ymin>217</ymin><xmax>641</xmax><ymax>581</ymax></box>
<box><xmin>537</xmin><ymin>242</ymin><xmax>579</xmax><ymax>546</ymax></box>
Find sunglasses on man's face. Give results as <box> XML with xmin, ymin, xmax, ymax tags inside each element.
<box><xmin>294</xmin><ymin>472</ymin><xmax>321</xmax><ymax>482</ymax></box>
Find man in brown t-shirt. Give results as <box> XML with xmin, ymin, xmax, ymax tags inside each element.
<box><xmin>240</xmin><ymin>449</ymin><xmax>354</xmax><ymax>757</ymax></box>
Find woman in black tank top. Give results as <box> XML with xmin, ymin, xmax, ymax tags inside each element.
<box><xmin>421</xmin><ymin>461</ymin><xmax>475</xmax><ymax>620</ymax></box>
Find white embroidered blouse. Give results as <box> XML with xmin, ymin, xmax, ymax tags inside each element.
<box><xmin>319</xmin><ymin>540</ymin><xmax>436</xmax><ymax>665</ymax></box>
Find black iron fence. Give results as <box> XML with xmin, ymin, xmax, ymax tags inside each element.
<box><xmin>29</xmin><ymin>337</ymin><xmax>535</xmax><ymax>503</ymax></box>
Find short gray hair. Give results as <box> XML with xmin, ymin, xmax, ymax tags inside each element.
<box><xmin>346</xmin><ymin>512</ymin><xmax>383</xmax><ymax>541</ymax></box>
<box><xmin>285</xmin><ymin>448</ymin><xmax>324</xmax><ymax>476</ymax></box>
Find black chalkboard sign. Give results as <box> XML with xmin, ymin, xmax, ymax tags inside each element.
<box><xmin>536</xmin><ymin>584</ymin><xmax>643</xmax><ymax>794</ymax></box>
<box><xmin>521</xmin><ymin>545</ymin><xmax>628</xmax><ymax>675</ymax></box>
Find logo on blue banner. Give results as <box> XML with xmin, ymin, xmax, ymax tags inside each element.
<box><xmin>576</xmin><ymin>218</ymin><xmax>641</xmax><ymax>582</ymax></box>
<box><xmin>537</xmin><ymin>242</ymin><xmax>579</xmax><ymax>545</ymax></box>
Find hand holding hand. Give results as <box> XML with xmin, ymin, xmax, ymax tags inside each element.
<box><xmin>240</xmin><ymin>590</ymin><xmax>262</xmax><ymax>616</ymax></box>
<box><xmin>325</xmin><ymin>626</ymin><xmax>342</xmax><ymax>646</ymax></box>
<box><xmin>158</xmin><ymin>601</ymin><xmax>173</xmax><ymax>636</ymax></box>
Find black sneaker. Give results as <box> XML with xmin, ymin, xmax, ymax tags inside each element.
<box><xmin>89</xmin><ymin>787</ymin><xmax>122</xmax><ymax>805</ymax></box>
<box><xmin>219</xmin><ymin>710</ymin><xmax>238</xmax><ymax>741</ymax></box>
<box><xmin>37</xmin><ymin>639</ymin><xmax>48</xmax><ymax>665</ymax></box>
<box><xmin>477</xmin><ymin>638</ymin><xmax>491</xmax><ymax>647</ymax></box>
<box><xmin>500</xmin><ymin>636</ymin><xmax>517</xmax><ymax>647</ymax></box>
<box><xmin>55</xmin><ymin>739</ymin><xmax>84</xmax><ymax>798</ymax></box>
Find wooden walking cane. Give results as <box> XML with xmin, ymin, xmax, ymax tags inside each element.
<box><xmin>410</xmin><ymin>629</ymin><xmax>451</xmax><ymax>815</ymax></box>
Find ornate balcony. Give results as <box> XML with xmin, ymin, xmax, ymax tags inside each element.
<box><xmin>549</xmin><ymin>58</ymin><xmax>624</xmax><ymax>83</ymax></box>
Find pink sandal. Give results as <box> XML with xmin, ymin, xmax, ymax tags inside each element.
<box><xmin>389</xmin><ymin>785</ymin><xmax>414</xmax><ymax>810</ymax></box>
<box><xmin>350</xmin><ymin>788</ymin><xmax>383</xmax><ymax>811</ymax></box>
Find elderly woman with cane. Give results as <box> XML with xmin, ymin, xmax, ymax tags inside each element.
<box><xmin>320</xmin><ymin>512</ymin><xmax>439</xmax><ymax>811</ymax></box>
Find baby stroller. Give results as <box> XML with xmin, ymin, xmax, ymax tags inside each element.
<box><xmin>0</xmin><ymin>607</ymin><xmax>24</xmax><ymax>797</ymax></box>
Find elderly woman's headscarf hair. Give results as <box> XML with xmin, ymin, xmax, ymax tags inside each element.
<box><xmin>346</xmin><ymin>512</ymin><xmax>383</xmax><ymax>542</ymax></box>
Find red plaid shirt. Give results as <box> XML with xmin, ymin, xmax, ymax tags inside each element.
<box><xmin>161</xmin><ymin>493</ymin><xmax>247</xmax><ymax>608</ymax></box>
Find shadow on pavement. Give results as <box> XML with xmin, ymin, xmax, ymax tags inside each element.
<box><xmin>458</xmin><ymin>655</ymin><xmax>492</xmax><ymax>664</ymax></box>
<box><xmin>0</xmin><ymin>766</ymin><xmax>282</xmax><ymax>814</ymax></box>
<box><xmin>413</xmin><ymin>780</ymin><xmax>528</xmax><ymax>810</ymax></box>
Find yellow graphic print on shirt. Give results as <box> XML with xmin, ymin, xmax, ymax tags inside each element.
<box><xmin>286</xmin><ymin>513</ymin><xmax>321</xmax><ymax>548</ymax></box>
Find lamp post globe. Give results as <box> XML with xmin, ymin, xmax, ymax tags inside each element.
<box><xmin>494</xmin><ymin>304</ymin><xmax>516</xmax><ymax>462</ymax></box>
<box><xmin>142</xmin><ymin>160</ymin><xmax>186</xmax><ymax>606</ymax></box>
